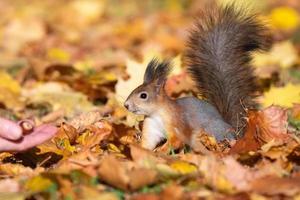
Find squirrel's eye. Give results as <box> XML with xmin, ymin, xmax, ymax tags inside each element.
<box><xmin>139</xmin><ymin>92</ymin><xmax>148</xmax><ymax>99</ymax></box>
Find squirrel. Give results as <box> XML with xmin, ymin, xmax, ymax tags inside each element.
<box><xmin>124</xmin><ymin>4</ymin><xmax>272</xmax><ymax>153</ymax></box>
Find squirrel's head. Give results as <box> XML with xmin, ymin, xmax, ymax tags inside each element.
<box><xmin>124</xmin><ymin>59</ymin><xmax>172</xmax><ymax>116</ymax></box>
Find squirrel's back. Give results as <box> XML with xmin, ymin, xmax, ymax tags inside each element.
<box><xmin>185</xmin><ymin>4</ymin><xmax>272</xmax><ymax>132</ymax></box>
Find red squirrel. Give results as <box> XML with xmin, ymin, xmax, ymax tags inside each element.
<box><xmin>124</xmin><ymin>5</ymin><xmax>272</xmax><ymax>153</ymax></box>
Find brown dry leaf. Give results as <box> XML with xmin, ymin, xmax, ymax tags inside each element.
<box><xmin>250</xmin><ymin>175</ymin><xmax>300</xmax><ymax>196</ymax></box>
<box><xmin>56</xmin><ymin>123</ymin><xmax>78</xmax><ymax>143</ymax></box>
<box><xmin>114</xmin><ymin>123</ymin><xmax>138</xmax><ymax>145</ymax></box>
<box><xmin>80</xmin><ymin>186</ymin><xmax>119</xmax><ymax>200</ymax></box>
<box><xmin>68</xmin><ymin>111</ymin><xmax>103</xmax><ymax>132</ymax></box>
<box><xmin>37</xmin><ymin>123</ymin><xmax>77</xmax><ymax>156</ymax></box>
<box><xmin>198</xmin><ymin>156</ymin><xmax>235</xmax><ymax>193</ymax></box>
<box><xmin>165</xmin><ymin>72</ymin><xmax>194</xmax><ymax>97</ymax></box>
<box><xmin>77</xmin><ymin>120</ymin><xmax>112</xmax><ymax>149</ymax></box>
<box><xmin>0</xmin><ymin>163</ymin><xmax>41</xmax><ymax>176</ymax></box>
<box><xmin>222</xmin><ymin>157</ymin><xmax>259</xmax><ymax>191</ymax></box>
<box><xmin>131</xmin><ymin>193</ymin><xmax>160</xmax><ymax>200</ymax></box>
<box><xmin>57</xmin><ymin>176</ymin><xmax>76</xmax><ymax>200</ymax></box>
<box><xmin>230</xmin><ymin>106</ymin><xmax>290</xmax><ymax>154</ymax></box>
<box><xmin>230</xmin><ymin>114</ymin><xmax>261</xmax><ymax>154</ymax></box>
<box><xmin>161</xmin><ymin>184</ymin><xmax>184</xmax><ymax>200</ymax></box>
<box><xmin>255</xmin><ymin>106</ymin><xmax>290</xmax><ymax>143</ymax></box>
<box><xmin>200</xmin><ymin>156</ymin><xmax>278</xmax><ymax>193</ymax></box>
<box><xmin>53</xmin><ymin>150</ymin><xmax>99</xmax><ymax>175</ymax></box>
<box><xmin>98</xmin><ymin>154</ymin><xmax>158</xmax><ymax>191</ymax></box>
<box><xmin>292</xmin><ymin>103</ymin><xmax>300</xmax><ymax>119</ymax></box>
<box><xmin>130</xmin><ymin>144</ymin><xmax>166</xmax><ymax>166</ymax></box>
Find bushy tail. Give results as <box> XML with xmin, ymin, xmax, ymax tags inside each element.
<box><xmin>185</xmin><ymin>4</ymin><xmax>272</xmax><ymax>132</ymax></box>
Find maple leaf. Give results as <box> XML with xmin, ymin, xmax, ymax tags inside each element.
<box><xmin>262</xmin><ymin>84</ymin><xmax>300</xmax><ymax>108</ymax></box>
<box><xmin>230</xmin><ymin>106</ymin><xmax>290</xmax><ymax>154</ymax></box>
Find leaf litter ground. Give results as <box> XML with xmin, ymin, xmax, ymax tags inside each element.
<box><xmin>0</xmin><ymin>0</ymin><xmax>300</xmax><ymax>199</ymax></box>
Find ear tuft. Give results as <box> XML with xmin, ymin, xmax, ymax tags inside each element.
<box><xmin>143</xmin><ymin>58</ymin><xmax>172</xmax><ymax>85</ymax></box>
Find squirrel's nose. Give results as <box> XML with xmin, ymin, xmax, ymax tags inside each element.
<box><xmin>124</xmin><ymin>102</ymin><xmax>129</xmax><ymax>110</ymax></box>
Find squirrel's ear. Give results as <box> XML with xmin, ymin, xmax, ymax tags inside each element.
<box><xmin>154</xmin><ymin>79</ymin><xmax>166</xmax><ymax>94</ymax></box>
<box><xmin>143</xmin><ymin>58</ymin><xmax>172</xmax><ymax>85</ymax></box>
<box><xmin>144</xmin><ymin>58</ymin><xmax>159</xmax><ymax>84</ymax></box>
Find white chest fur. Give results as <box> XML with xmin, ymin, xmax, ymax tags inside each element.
<box><xmin>142</xmin><ymin>114</ymin><xmax>166</xmax><ymax>149</ymax></box>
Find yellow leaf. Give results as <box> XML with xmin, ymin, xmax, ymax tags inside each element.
<box><xmin>107</xmin><ymin>143</ymin><xmax>122</xmax><ymax>153</ymax></box>
<box><xmin>216</xmin><ymin>176</ymin><xmax>234</xmax><ymax>193</ymax></box>
<box><xmin>170</xmin><ymin>161</ymin><xmax>198</xmax><ymax>174</ymax></box>
<box><xmin>156</xmin><ymin>163</ymin><xmax>180</xmax><ymax>178</ymax></box>
<box><xmin>74</xmin><ymin>59</ymin><xmax>94</xmax><ymax>72</ymax></box>
<box><xmin>0</xmin><ymin>71</ymin><xmax>22</xmax><ymax>109</ymax></box>
<box><xmin>47</xmin><ymin>48</ymin><xmax>70</xmax><ymax>63</ymax></box>
<box><xmin>253</xmin><ymin>41</ymin><xmax>297</xmax><ymax>69</ymax></box>
<box><xmin>269</xmin><ymin>7</ymin><xmax>300</xmax><ymax>30</ymax></box>
<box><xmin>262</xmin><ymin>84</ymin><xmax>300</xmax><ymax>108</ymax></box>
<box><xmin>23</xmin><ymin>82</ymin><xmax>95</xmax><ymax>118</ymax></box>
<box><xmin>0</xmin><ymin>193</ymin><xmax>24</xmax><ymax>200</ymax></box>
<box><xmin>76</xmin><ymin>130</ymin><xmax>89</xmax><ymax>145</ymax></box>
<box><xmin>0</xmin><ymin>163</ymin><xmax>34</xmax><ymax>176</ymax></box>
<box><xmin>25</xmin><ymin>176</ymin><xmax>53</xmax><ymax>193</ymax></box>
<box><xmin>88</xmin><ymin>72</ymin><xmax>117</xmax><ymax>85</ymax></box>
<box><xmin>165</xmin><ymin>0</ymin><xmax>183</xmax><ymax>12</ymax></box>
<box><xmin>0</xmin><ymin>71</ymin><xmax>21</xmax><ymax>94</ymax></box>
<box><xmin>59</xmin><ymin>138</ymin><xmax>76</xmax><ymax>153</ymax></box>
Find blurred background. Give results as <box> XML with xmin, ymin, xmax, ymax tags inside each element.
<box><xmin>0</xmin><ymin>0</ymin><xmax>299</xmax><ymax>122</ymax></box>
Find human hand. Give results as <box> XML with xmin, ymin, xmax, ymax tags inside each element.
<box><xmin>0</xmin><ymin>118</ymin><xmax>57</xmax><ymax>152</ymax></box>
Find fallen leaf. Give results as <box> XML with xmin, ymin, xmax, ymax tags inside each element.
<box><xmin>98</xmin><ymin>155</ymin><xmax>158</xmax><ymax>191</ymax></box>
<box><xmin>291</xmin><ymin>103</ymin><xmax>300</xmax><ymax>119</ymax></box>
<box><xmin>269</xmin><ymin>7</ymin><xmax>300</xmax><ymax>31</ymax></box>
<box><xmin>80</xmin><ymin>186</ymin><xmax>119</xmax><ymax>200</ymax></box>
<box><xmin>0</xmin><ymin>71</ymin><xmax>23</xmax><ymax>110</ymax></box>
<box><xmin>169</xmin><ymin>160</ymin><xmax>198</xmax><ymax>175</ymax></box>
<box><xmin>253</xmin><ymin>41</ymin><xmax>298</xmax><ymax>69</ymax></box>
<box><xmin>255</xmin><ymin>106</ymin><xmax>290</xmax><ymax>143</ymax></box>
<box><xmin>22</xmin><ymin>82</ymin><xmax>95</xmax><ymax>118</ymax></box>
<box><xmin>68</xmin><ymin>111</ymin><xmax>103</xmax><ymax>132</ymax></box>
<box><xmin>77</xmin><ymin>120</ymin><xmax>112</xmax><ymax>149</ymax></box>
<box><xmin>130</xmin><ymin>144</ymin><xmax>166</xmax><ymax>166</ymax></box>
<box><xmin>250</xmin><ymin>175</ymin><xmax>300</xmax><ymax>196</ymax></box>
<box><xmin>47</xmin><ymin>48</ymin><xmax>71</xmax><ymax>63</ymax></box>
<box><xmin>231</xmin><ymin>106</ymin><xmax>290</xmax><ymax>154</ymax></box>
<box><xmin>262</xmin><ymin>84</ymin><xmax>300</xmax><ymax>108</ymax></box>
<box><xmin>25</xmin><ymin>175</ymin><xmax>54</xmax><ymax>193</ymax></box>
